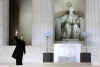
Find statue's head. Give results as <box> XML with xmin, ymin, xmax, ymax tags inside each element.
<box><xmin>66</xmin><ymin>2</ymin><xmax>72</xmax><ymax>8</ymax></box>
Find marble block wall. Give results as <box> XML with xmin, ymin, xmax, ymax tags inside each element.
<box><xmin>86</xmin><ymin>0</ymin><xmax>100</xmax><ymax>66</ymax></box>
<box><xmin>32</xmin><ymin>0</ymin><xmax>54</xmax><ymax>47</ymax></box>
<box><xmin>0</xmin><ymin>0</ymin><xmax>9</xmax><ymax>45</ymax></box>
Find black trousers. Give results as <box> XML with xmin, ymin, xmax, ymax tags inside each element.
<box><xmin>16</xmin><ymin>56</ymin><xmax>23</xmax><ymax>65</ymax></box>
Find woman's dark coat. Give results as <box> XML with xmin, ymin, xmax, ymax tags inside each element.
<box><xmin>12</xmin><ymin>36</ymin><xmax>26</xmax><ymax>59</ymax></box>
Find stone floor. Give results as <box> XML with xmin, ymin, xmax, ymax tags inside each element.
<box><xmin>0</xmin><ymin>63</ymin><xmax>99</xmax><ymax>67</ymax></box>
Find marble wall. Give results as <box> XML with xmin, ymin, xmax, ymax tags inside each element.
<box><xmin>0</xmin><ymin>0</ymin><xmax>9</xmax><ymax>45</ymax></box>
<box><xmin>19</xmin><ymin>0</ymin><xmax>32</xmax><ymax>45</ymax></box>
<box><xmin>86</xmin><ymin>0</ymin><xmax>100</xmax><ymax>66</ymax></box>
<box><xmin>32</xmin><ymin>0</ymin><xmax>54</xmax><ymax>47</ymax></box>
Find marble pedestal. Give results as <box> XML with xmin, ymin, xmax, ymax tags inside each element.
<box><xmin>54</xmin><ymin>41</ymin><xmax>81</xmax><ymax>63</ymax></box>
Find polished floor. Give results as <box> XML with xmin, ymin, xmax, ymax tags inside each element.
<box><xmin>0</xmin><ymin>63</ymin><xmax>99</xmax><ymax>67</ymax></box>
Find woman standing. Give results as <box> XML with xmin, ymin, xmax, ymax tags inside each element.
<box><xmin>12</xmin><ymin>30</ymin><xmax>26</xmax><ymax>65</ymax></box>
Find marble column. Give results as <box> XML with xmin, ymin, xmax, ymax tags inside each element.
<box><xmin>0</xmin><ymin>0</ymin><xmax>9</xmax><ymax>46</ymax></box>
<box><xmin>0</xmin><ymin>0</ymin><xmax>3</xmax><ymax>45</ymax></box>
<box><xmin>32</xmin><ymin>0</ymin><xmax>54</xmax><ymax>47</ymax></box>
<box><xmin>86</xmin><ymin>0</ymin><xmax>100</xmax><ymax>66</ymax></box>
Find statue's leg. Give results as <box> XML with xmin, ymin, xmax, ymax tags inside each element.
<box><xmin>66</xmin><ymin>24</ymin><xmax>71</xmax><ymax>39</ymax></box>
<box><xmin>61</xmin><ymin>27</ymin><xmax>65</xmax><ymax>40</ymax></box>
<box><xmin>70</xmin><ymin>24</ymin><xmax>74</xmax><ymax>39</ymax></box>
<box><xmin>73</xmin><ymin>24</ymin><xmax>80</xmax><ymax>39</ymax></box>
<box><xmin>61</xmin><ymin>23</ymin><xmax>64</xmax><ymax>40</ymax></box>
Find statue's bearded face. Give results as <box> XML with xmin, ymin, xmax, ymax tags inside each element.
<box><xmin>66</xmin><ymin>2</ymin><xmax>72</xmax><ymax>8</ymax></box>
